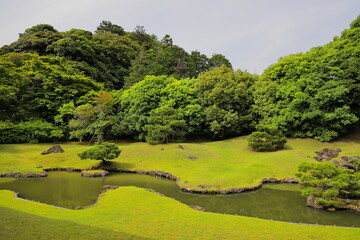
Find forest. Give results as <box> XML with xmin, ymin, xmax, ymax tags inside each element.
<box><xmin>0</xmin><ymin>17</ymin><xmax>359</xmax><ymax>145</ymax></box>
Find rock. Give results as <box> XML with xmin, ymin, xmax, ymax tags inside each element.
<box><xmin>0</xmin><ymin>172</ymin><xmax>47</xmax><ymax>178</ymax></box>
<box><xmin>262</xmin><ymin>178</ymin><xmax>279</xmax><ymax>183</ymax></box>
<box><xmin>331</xmin><ymin>160</ymin><xmax>340</xmax><ymax>167</ymax></box>
<box><xmin>103</xmin><ymin>185</ymin><xmax>119</xmax><ymax>190</ymax></box>
<box><xmin>307</xmin><ymin>195</ymin><xmax>323</xmax><ymax>209</ymax></box>
<box><xmin>41</xmin><ymin>145</ymin><xmax>64</xmax><ymax>155</ymax></box>
<box><xmin>189</xmin><ymin>205</ymin><xmax>205</xmax><ymax>211</ymax></box>
<box><xmin>81</xmin><ymin>170</ymin><xmax>109</xmax><ymax>177</ymax></box>
<box><xmin>43</xmin><ymin>167</ymin><xmax>81</xmax><ymax>172</ymax></box>
<box><xmin>339</xmin><ymin>160</ymin><xmax>357</xmax><ymax>169</ymax></box>
<box><xmin>314</xmin><ymin>148</ymin><xmax>341</xmax><ymax>162</ymax></box>
<box><xmin>280</xmin><ymin>178</ymin><xmax>299</xmax><ymax>183</ymax></box>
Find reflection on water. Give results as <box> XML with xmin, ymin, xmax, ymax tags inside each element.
<box><xmin>0</xmin><ymin>172</ymin><xmax>359</xmax><ymax>227</ymax></box>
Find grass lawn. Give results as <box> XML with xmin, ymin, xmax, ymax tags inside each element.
<box><xmin>1</xmin><ymin>187</ymin><xmax>360</xmax><ymax>240</ymax></box>
<box><xmin>1</xmin><ymin>137</ymin><xmax>360</xmax><ymax>239</ymax></box>
<box><xmin>1</xmin><ymin>137</ymin><xmax>360</xmax><ymax>190</ymax></box>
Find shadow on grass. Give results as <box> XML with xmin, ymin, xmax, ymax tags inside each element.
<box><xmin>106</xmin><ymin>162</ymin><xmax>136</xmax><ymax>170</ymax></box>
<box><xmin>0</xmin><ymin>206</ymin><xmax>152</xmax><ymax>240</ymax></box>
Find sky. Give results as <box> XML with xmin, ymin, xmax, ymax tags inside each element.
<box><xmin>1</xmin><ymin>0</ymin><xmax>359</xmax><ymax>74</ymax></box>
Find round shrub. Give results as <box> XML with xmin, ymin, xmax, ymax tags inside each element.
<box><xmin>247</xmin><ymin>125</ymin><xmax>287</xmax><ymax>152</ymax></box>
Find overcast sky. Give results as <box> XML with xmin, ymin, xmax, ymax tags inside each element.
<box><xmin>1</xmin><ymin>0</ymin><xmax>359</xmax><ymax>74</ymax></box>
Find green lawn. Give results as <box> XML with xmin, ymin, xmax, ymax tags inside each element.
<box><xmin>1</xmin><ymin>137</ymin><xmax>360</xmax><ymax>239</ymax></box>
<box><xmin>1</xmin><ymin>137</ymin><xmax>359</xmax><ymax>190</ymax></box>
<box><xmin>1</xmin><ymin>187</ymin><xmax>360</xmax><ymax>240</ymax></box>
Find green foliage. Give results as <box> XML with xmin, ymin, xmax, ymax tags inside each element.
<box><xmin>69</xmin><ymin>92</ymin><xmax>115</xmax><ymax>143</ymax></box>
<box><xmin>196</xmin><ymin>65</ymin><xmax>256</xmax><ymax>139</ymax></box>
<box><xmin>95</xmin><ymin>20</ymin><xmax>126</xmax><ymax>36</ymax></box>
<box><xmin>19</xmin><ymin>24</ymin><xmax>58</xmax><ymax>37</ymax></box>
<box><xmin>208</xmin><ymin>54</ymin><xmax>232</xmax><ymax>69</ymax></box>
<box><xmin>144</xmin><ymin>106</ymin><xmax>186</xmax><ymax>144</ymax></box>
<box><xmin>6</xmin><ymin>23</ymin><xmax>140</xmax><ymax>89</ymax></box>
<box><xmin>125</xmin><ymin>42</ymin><xmax>189</xmax><ymax>87</ymax></box>
<box><xmin>296</xmin><ymin>162</ymin><xmax>360</xmax><ymax>208</ymax></box>
<box><xmin>0</xmin><ymin>52</ymin><xmax>101</xmax><ymax>122</ymax></box>
<box><xmin>0</xmin><ymin>120</ymin><xmax>61</xmax><ymax>143</ymax></box>
<box><xmin>78</xmin><ymin>142</ymin><xmax>121</xmax><ymax>162</ymax></box>
<box><xmin>247</xmin><ymin>125</ymin><xmax>287</xmax><ymax>151</ymax></box>
<box><xmin>113</xmin><ymin>75</ymin><xmax>203</xmax><ymax>142</ymax></box>
<box><xmin>253</xmin><ymin>16</ymin><xmax>360</xmax><ymax>141</ymax></box>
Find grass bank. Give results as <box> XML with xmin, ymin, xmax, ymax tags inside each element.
<box><xmin>1</xmin><ymin>137</ymin><xmax>359</xmax><ymax>190</ymax></box>
<box><xmin>1</xmin><ymin>187</ymin><xmax>360</xmax><ymax>240</ymax></box>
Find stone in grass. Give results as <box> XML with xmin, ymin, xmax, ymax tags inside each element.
<box><xmin>41</xmin><ymin>145</ymin><xmax>64</xmax><ymax>155</ymax></box>
<box><xmin>81</xmin><ymin>170</ymin><xmax>109</xmax><ymax>177</ymax></box>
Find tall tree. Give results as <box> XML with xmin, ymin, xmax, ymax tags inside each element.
<box><xmin>95</xmin><ymin>20</ymin><xmax>126</xmax><ymax>36</ymax></box>
<box><xmin>196</xmin><ymin>65</ymin><xmax>256</xmax><ymax>139</ymax></box>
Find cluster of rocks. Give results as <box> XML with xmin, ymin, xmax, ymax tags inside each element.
<box><xmin>118</xmin><ymin>169</ymin><xmax>178</xmax><ymax>181</ymax></box>
<box><xmin>44</xmin><ymin>167</ymin><xmax>81</xmax><ymax>172</ymax></box>
<box><xmin>314</xmin><ymin>148</ymin><xmax>359</xmax><ymax>170</ymax></box>
<box><xmin>0</xmin><ymin>172</ymin><xmax>47</xmax><ymax>178</ymax></box>
<box><xmin>314</xmin><ymin>148</ymin><xmax>341</xmax><ymax>162</ymax></box>
<box><xmin>307</xmin><ymin>195</ymin><xmax>360</xmax><ymax>212</ymax></box>
<box><xmin>262</xmin><ymin>177</ymin><xmax>299</xmax><ymax>184</ymax></box>
<box><xmin>81</xmin><ymin>170</ymin><xmax>109</xmax><ymax>177</ymax></box>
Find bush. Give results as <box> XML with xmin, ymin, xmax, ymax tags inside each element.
<box><xmin>247</xmin><ymin>125</ymin><xmax>286</xmax><ymax>152</ymax></box>
<box><xmin>296</xmin><ymin>161</ymin><xmax>360</xmax><ymax>208</ymax></box>
<box><xmin>0</xmin><ymin>120</ymin><xmax>61</xmax><ymax>143</ymax></box>
<box><xmin>78</xmin><ymin>142</ymin><xmax>121</xmax><ymax>163</ymax></box>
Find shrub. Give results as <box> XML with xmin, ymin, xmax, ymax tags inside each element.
<box><xmin>78</xmin><ymin>142</ymin><xmax>121</xmax><ymax>163</ymax></box>
<box><xmin>247</xmin><ymin>125</ymin><xmax>286</xmax><ymax>152</ymax></box>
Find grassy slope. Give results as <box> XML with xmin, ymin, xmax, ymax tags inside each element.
<box><xmin>1</xmin><ymin>137</ymin><xmax>360</xmax><ymax>190</ymax></box>
<box><xmin>1</xmin><ymin>187</ymin><xmax>360</xmax><ymax>240</ymax></box>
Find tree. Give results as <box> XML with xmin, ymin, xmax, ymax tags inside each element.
<box><xmin>69</xmin><ymin>92</ymin><xmax>115</xmax><ymax>143</ymax></box>
<box><xmin>0</xmin><ymin>52</ymin><xmax>102</xmax><ymax>122</ymax></box>
<box><xmin>247</xmin><ymin>125</ymin><xmax>287</xmax><ymax>151</ymax></box>
<box><xmin>161</xmin><ymin>34</ymin><xmax>173</xmax><ymax>47</ymax></box>
<box><xmin>78</xmin><ymin>142</ymin><xmax>121</xmax><ymax>164</ymax></box>
<box><xmin>208</xmin><ymin>54</ymin><xmax>232</xmax><ymax>69</ymax></box>
<box><xmin>252</xmin><ymin>16</ymin><xmax>360</xmax><ymax>141</ymax></box>
<box><xmin>296</xmin><ymin>162</ymin><xmax>360</xmax><ymax>208</ymax></box>
<box><xmin>187</xmin><ymin>51</ymin><xmax>209</xmax><ymax>77</ymax></box>
<box><xmin>19</xmin><ymin>24</ymin><xmax>58</xmax><ymax>37</ymax></box>
<box><xmin>95</xmin><ymin>20</ymin><xmax>126</xmax><ymax>36</ymax></box>
<box><xmin>196</xmin><ymin>65</ymin><xmax>256</xmax><ymax>139</ymax></box>
<box><xmin>113</xmin><ymin>75</ymin><xmax>203</xmax><ymax>142</ymax></box>
<box><xmin>144</xmin><ymin>106</ymin><xmax>186</xmax><ymax>144</ymax></box>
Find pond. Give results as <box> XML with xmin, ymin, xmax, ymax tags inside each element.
<box><xmin>0</xmin><ymin>172</ymin><xmax>359</xmax><ymax>227</ymax></box>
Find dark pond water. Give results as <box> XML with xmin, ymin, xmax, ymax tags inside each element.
<box><xmin>0</xmin><ymin>172</ymin><xmax>359</xmax><ymax>227</ymax></box>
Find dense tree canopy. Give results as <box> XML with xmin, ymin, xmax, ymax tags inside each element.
<box><xmin>0</xmin><ymin>52</ymin><xmax>101</xmax><ymax>122</ymax></box>
<box><xmin>0</xmin><ymin>16</ymin><xmax>359</xmax><ymax>144</ymax></box>
<box><xmin>196</xmin><ymin>65</ymin><xmax>256</xmax><ymax>139</ymax></box>
<box><xmin>252</xmin><ymin>16</ymin><xmax>360</xmax><ymax>141</ymax></box>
